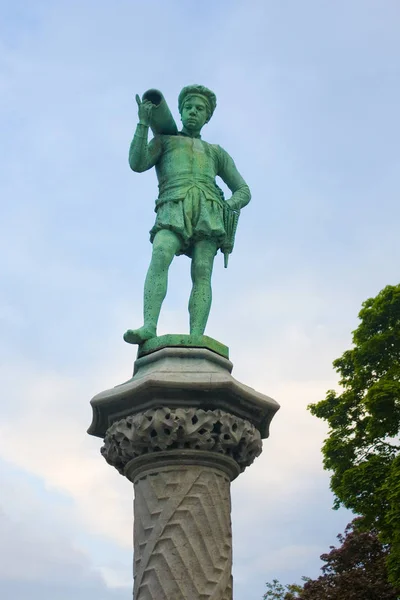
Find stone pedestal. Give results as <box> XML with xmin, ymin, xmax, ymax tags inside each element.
<box><xmin>88</xmin><ymin>343</ymin><xmax>279</xmax><ymax>600</ymax></box>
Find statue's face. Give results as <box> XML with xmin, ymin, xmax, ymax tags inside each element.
<box><xmin>181</xmin><ymin>96</ymin><xmax>208</xmax><ymax>132</ymax></box>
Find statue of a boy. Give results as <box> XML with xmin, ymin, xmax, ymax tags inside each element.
<box><xmin>124</xmin><ymin>85</ymin><xmax>251</xmax><ymax>344</ymax></box>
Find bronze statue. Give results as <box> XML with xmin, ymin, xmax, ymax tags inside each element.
<box><xmin>124</xmin><ymin>85</ymin><xmax>251</xmax><ymax>345</ymax></box>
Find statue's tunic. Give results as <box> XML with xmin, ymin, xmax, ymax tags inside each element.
<box><xmin>129</xmin><ymin>124</ymin><xmax>251</xmax><ymax>256</ymax></box>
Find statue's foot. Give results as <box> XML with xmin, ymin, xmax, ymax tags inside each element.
<box><xmin>123</xmin><ymin>326</ymin><xmax>156</xmax><ymax>345</ymax></box>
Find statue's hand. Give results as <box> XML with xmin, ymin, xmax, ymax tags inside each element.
<box><xmin>136</xmin><ymin>94</ymin><xmax>153</xmax><ymax>126</ymax></box>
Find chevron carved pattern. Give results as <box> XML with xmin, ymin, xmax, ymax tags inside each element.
<box><xmin>133</xmin><ymin>466</ymin><xmax>233</xmax><ymax>600</ymax></box>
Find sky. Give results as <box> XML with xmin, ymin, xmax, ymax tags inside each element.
<box><xmin>1</xmin><ymin>0</ymin><xmax>399</xmax><ymax>598</ymax></box>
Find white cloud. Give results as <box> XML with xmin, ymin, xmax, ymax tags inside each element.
<box><xmin>0</xmin><ymin>358</ymin><xmax>133</xmax><ymax>547</ymax></box>
<box><xmin>96</xmin><ymin>566</ymin><xmax>133</xmax><ymax>590</ymax></box>
<box><xmin>0</xmin><ymin>463</ymin><xmax>131</xmax><ymax>599</ymax></box>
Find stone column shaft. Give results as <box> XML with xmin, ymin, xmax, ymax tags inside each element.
<box><xmin>131</xmin><ymin>462</ymin><xmax>233</xmax><ymax>600</ymax></box>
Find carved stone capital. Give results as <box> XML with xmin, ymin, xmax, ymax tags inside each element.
<box><xmin>101</xmin><ymin>407</ymin><xmax>262</xmax><ymax>476</ymax></box>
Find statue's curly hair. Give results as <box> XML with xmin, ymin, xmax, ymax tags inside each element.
<box><xmin>178</xmin><ymin>85</ymin><xmax>217</xmax><ymax>122</ymax></box>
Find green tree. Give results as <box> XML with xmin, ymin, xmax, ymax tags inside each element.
<box><xmin>308</xmin><ymin>284</ymin><xmax>400</xmax><ymax>587</ymax></box>
<box><xmin>263</xmin><ymin>578</ymin><xmax>303</xmax><ymax>599</ymax></box>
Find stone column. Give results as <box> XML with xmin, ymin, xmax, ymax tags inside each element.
<box><xmin>88</xmin><ymin>343</ymin><xmax>279</xmax><ymax>600</ymax></box>
<box><xmin>131</xmin><ymin>459</ymin><xmax>234</xmax><ymax>600</ymax></box>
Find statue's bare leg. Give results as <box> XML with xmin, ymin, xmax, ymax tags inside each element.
<box><xmin>189</xmin><ymin>239</ymin><xmax>218</xmax><ymax>336</ymax></box>
<box><xmin>124</xmin><ymin>229</ymin><xmax>181</xmax><ymax>344</ymax></box>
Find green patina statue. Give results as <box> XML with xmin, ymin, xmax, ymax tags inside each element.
<box><xmin>124</xmin><ymin>85</ymin><xmax>251</xmax><ymax>346</ymax></box>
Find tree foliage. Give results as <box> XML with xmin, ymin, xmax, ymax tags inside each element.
<box><xmin>300</xmin><ymin>520</ymin><xmax>399</xmax><ymax>599</ymax></box>
<box><xmin>263</xmin><ymin>579</ymin><xmax>303</xmax><ymax>599</ymax></box>
<box><xmin>264</xmin><ymin>519</ymin><xmax>399</xmax><ymax>599</ymax></box>
<box><xmin>308</xmin><ymin>284</ymin><xmax>400</xmax><ymax>587</ymax></box>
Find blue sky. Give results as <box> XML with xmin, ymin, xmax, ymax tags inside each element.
<box><xmin>1</xmin><ymin>1</ymin><xmax>399</xmax><ymax>598</ymax></box>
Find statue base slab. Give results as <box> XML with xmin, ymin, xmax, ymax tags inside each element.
<box><xmin>137</xmin><ymin>333</ymin><xmax>229</xmax><ymax>359</ymax></box>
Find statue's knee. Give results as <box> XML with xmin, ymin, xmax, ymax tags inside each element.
<box><xmin>151</xmin><ymin>243</ymin><xmax>173</xmax><ymax>269</ymax></box>
<box><xmin>194</xmin><ymin>259</ymin><xmax>213</xmax><ymax>282</ymax></box>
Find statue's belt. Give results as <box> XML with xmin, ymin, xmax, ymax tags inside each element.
<box><xmin>156</xmin><ymin>180</ymin><xmax>224</xmax><ymax>208</ymax></box>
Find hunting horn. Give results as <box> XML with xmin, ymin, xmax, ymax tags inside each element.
<box><xmin>142</xmin><ymin>89</ymin><xmax>178</xmax><ymax>136</ymax></box>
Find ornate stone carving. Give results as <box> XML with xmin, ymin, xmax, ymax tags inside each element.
<box><xmin>101</xmin><ymin>407</ymin><xmax>262</xmax><ymax>474</ymax></box>
<box><xmin>133</xmin><ymin>465</ymin><xmax>233</xmax><ymax>599</ymax></box>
